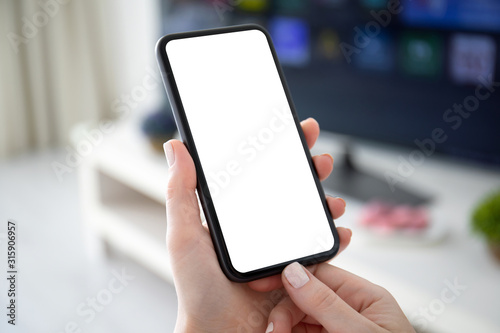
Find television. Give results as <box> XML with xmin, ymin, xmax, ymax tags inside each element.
<box><xmin>160</xmin><ymin>0</ymin><xmax>500</xmax><ymax>204</ymax></box>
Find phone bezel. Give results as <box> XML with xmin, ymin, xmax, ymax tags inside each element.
<box><xmin>156</xmin><ymin>24</ymin><xmax>339</xmax><ymax>282</ymax></box>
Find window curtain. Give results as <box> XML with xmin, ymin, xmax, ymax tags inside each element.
<box><xmin>0</xmin><ymin>0</ymin><xmax>127</xmax><ymax>158</ymax></box>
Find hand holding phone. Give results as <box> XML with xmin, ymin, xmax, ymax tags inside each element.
<box><xmin>157</xmin><ymin>25</ymin><xmax>340</xmax><ymax>282</ymax></box>
<box><xmin>163</xmin><ymin>123</ymin><xmax>350</xmax><ymax>333</ymax></box>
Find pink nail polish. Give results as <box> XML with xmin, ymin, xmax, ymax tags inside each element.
<box><xmin>284</xmin><ymin>262</ymin><xmax>309</xmax><ymax>288</ymax></box>
<box><xmin>164</xmin><ymin>141</ymin><xmax>175</xmax><ymax>167</ymax></box>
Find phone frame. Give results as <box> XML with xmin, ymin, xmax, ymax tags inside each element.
<box><xmin>156</xmin><ymin>24</ymin><xmax>339</xmax><ymax>282</ymax></box>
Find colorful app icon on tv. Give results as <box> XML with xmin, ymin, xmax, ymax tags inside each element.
<box><xmin>449</xmin><ymin>34</ymin><xmax>496</xmax><ymax>86</ymax></box>
<box><xmin>317</xmin><ymin>29</ymin><xmax>341</xmax><ymax>61</ymax></box>
<box><xmin>354</xmin><ymin>33</ymin><xmax>394</xmax><ymax>71</ymax></box>
<box><xmin>269</xmin><ymin>17</ymin><xmax>310</xmax><ymax>67</ymax></box>
<box><xmin>237</xmin><ymin>0</ymin><xmax>268</xmax><ymax>12</ymax></box>
<box><xmin>399</xmin><ymin>32</ymin><xmax>442</xmax><ymax>78</ymax></box>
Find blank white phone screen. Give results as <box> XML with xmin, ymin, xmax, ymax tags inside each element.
<box><xmin>166</xmin><ymin>29</ymin><xmax>334</xmax><ymax>273</ymax></box>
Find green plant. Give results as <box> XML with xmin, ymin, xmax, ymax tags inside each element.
<box><xmin>472</xmin><ymin>190</ymin><xmax>500</xmax><ymax>243</ymax></box>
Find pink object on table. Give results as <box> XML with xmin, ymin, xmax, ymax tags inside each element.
<box><xmin>359</xmin><ymin>201</ymin><xmax>429</xmax><ymax>234</ymax></box>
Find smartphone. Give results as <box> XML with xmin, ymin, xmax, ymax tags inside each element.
<box><xmin>156</xmin><ymin>25</ymin><xmax>339</xmax><ymax>282</ymax></box>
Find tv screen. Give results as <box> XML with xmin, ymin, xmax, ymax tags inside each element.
<box><xmin>162</xmin><ymin>0</ymin><xmax>500</xmax><ymax>166</ymax></box>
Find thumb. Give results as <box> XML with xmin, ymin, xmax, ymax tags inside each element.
<box><xmin>163</xmin><ymin>140</ymin><xmax>206</xmax><ymax>254</ymax></box>
<box><xmin>281</xmin><ymin>262</ymin><xmax>378</xmax><ymax>332</ymax></box>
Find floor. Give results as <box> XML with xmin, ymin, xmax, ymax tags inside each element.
<box><xmin>0</xmin><ymin>149</ymin><xmax>178</xmax><ymax>333</ymax></box>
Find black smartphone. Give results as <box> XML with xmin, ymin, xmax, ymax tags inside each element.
<box><xmin>156</xmin><ymin>24</ymin><xmax>339</xmax><ymax>282</ymax></box>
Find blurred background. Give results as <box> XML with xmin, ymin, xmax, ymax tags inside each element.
<box><xmin>1</xmin><ymin>0</ymin><xmax>500</xmax><ymax>332</ymax></box>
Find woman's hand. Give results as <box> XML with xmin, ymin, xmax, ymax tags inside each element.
<box><xmin>265</xmin><ymin>262</ymin><xmax>415</xmax><ymax>333</ymax></box>
<box><xmin>164</xmin><ymin>118</ymin><xmax>351</xmax><ymax>333</ymax></box>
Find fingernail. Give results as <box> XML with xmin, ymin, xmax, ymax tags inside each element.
<box><xmin>336</xmin><ymin>197</ymin><xmax>347</xmax><ymax>208</ymax></box>
<box><xmin>284</xmin><ymin>262</ymin><xmax>309</xmax><ymax>289</ymax></box>
<box><xmin>265</xmin><ymin>322</ymin><xmax>274</xmax><ymax>333</ymax></box>
<box><xmin>322</xmin><ymin>153</ymin><xmax>334</xmax><ymax>164</ymax></box>
<box><xmin>164</xmin><ymin>141</ymin><xmax>175</xmax><ymax>167</ymax></box>
<box><xmin>347</xmin><ymin>228</ymin><xmax>353</xmax><ymax>238</ymax></box>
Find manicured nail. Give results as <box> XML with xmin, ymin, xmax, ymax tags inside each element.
<box><xmin>284</xmin><ymin>262</ymin><xmax>309</xmax><ymax>289</ymax></box>
<box><xmin>322</xmin><ymin>153</ymin><xmax>334</xmax><ymax>164</ymax></box>
<box><xmin>164</xmin><ymin>141</ymin><xmax>175</xmax><ymax>167</ymax></box>
<box><xmin>265</xmin><ymin>322</ymin><xmax>274</xmax><ymax>333</ymax></box>
<box><xmin>336</xmin><ymin>197</ymin><xmax>347</xmax><ymax>208</ymax></box>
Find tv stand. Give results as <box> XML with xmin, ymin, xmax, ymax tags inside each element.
<box><xmin>321</xmin><ymin>140</ymin><xmax>431</xmax><ymax>205</ymax></box>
